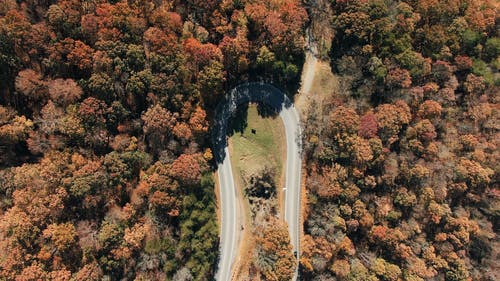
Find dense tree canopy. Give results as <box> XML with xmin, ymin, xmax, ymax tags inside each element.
<box><xmin>0</xmin><ymin>0</ymin><xmax>308</xmax><ymax>280</ymax></box>
<box><xmin>303</xmin><ymin>0</ymin><xmax>498</xmax><ymax>280</ymax></box>
<box><xmin>1</xmin><ymin>0</ymin><xmax>497</xmax><ymax>280</ymax></box>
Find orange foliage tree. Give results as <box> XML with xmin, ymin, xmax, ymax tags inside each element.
<box><xmin>255</xmin><ymin>218</ymin><xmax>295</xmax><ymax>281</ymax></box>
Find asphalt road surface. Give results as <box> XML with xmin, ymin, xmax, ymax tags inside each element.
<box><xmin>213</xmin><ymin>82</ymin><xmax>302</xmax><ymax>281</ymax></box>
<box><xmin>281</xmin><ymin>104</ymin><xmax>302</xmax><ymax>281</ymax></box>
<box><xmin>215</xmin><ymin>146</ymin><xmax>239</xmax><ymax>281</ymax></box>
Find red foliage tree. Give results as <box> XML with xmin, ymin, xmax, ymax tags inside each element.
<box><xmin>184</xmin><ymin>37</ymin><xmax>223</xmax><ymax>68</ymax></box>
<box><xmin>170</xmin><ymin>153</ymin><xmax>203</xmax><ymax>185</ymax></box>
<box><xmin>89</xmin><ymin>2</ymin><xmax>146</xmax><ymax>41</ymax></box>
<box><xmin>78</xmin><ymin>97</ymin><xmax>107</xmax><ymax>126</ymax></box>
<box><xmin>48</xmin><ymin>78</ymin><xmax>82</xmax><ymax>106</ymax></box>
<box><xmin>386</xmin><ymin>68</ymin><xmax>412</xmax><ymax>89</ymax></box>
<box><xmin>0</xmin><ymin>10</ymin><xmax>32</xmax><ymax>61</ymax></box>
<box><xmin>67</xmin><ymin>40</ymin><xmax>94</xmax><ymax>71</ymax></box>
<box><xmin>454</xmin><ymin>55</ymin><xmax>473</xmax><ymax>71</ymax></box>
<box><xmin>245</xmin><ymin>0</ymin><xmax>307</xmax><ymax>56</ymax></box>
<box><xmin>414</xmin><ymin>119</ymin><xmax>437</xmax><ymax>142</ymax></box>
<box><xmin>359</xmin><ymin>111</ymin><xmax>378</xmax><ymax>138</ymax></box>
<box><xmin>47</xmin><ymin>38</ymin><xmax>94</xmax><ymax>73</ymax></box>
<box><xmin>15</xmin><ymin>69</ymin><xmax>47</xmax><ymax>103</ymax></box>
<box><xmin>149</xmin><ymin>8</ymin><xmax>182</xmax><ymax>34</ymax></box>
<box><xmin>219</xmin><ymin>31</ymin><xmax>250</xmax><ymax>74</ymax></box>
<box><xmin>80</xmin><ymin>14</ymin><xmax>99</xmax><ymax>42</ymax></box>
<box><xmin>143</xmin><ymin>27</ymin><xmax>179</xmax><ymax>56</ymax></box>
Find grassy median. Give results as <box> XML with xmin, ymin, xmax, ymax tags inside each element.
<box><xmin>227</xmin><ymin>103</ymin><xmax>286</xmax><ymax>280</ymax></box>
<box><xmin>228</xmin><ymin>104</ymin><xmax>285</xmax><ymax>184</ymax></box>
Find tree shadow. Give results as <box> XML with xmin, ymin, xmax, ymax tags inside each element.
<box><xmin>256</xmin><ymin>102</ymin><xmax>279</xmax><ymax>118</ymax></box>
<box><xmin>227</xmin><ymin>103</ymin><xmax>248</xmax><ymax>137</ymax></box>
<box><xmin>211</xmin><ymin>82</ymin><xmax>295</xmax><ymax>164</ymax></box>
<box><xmin>225</xmin><ymin>102</ymin><xmax>280</xmax><ymax>141</ymax></box>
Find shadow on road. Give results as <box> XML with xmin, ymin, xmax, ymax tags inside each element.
<box><xmin>227</xmin><ymin>103</ymin><xmax>248</xmax><ymax>137</ymax></box>
<box><xmin>256</xmin><ymin>103</ymin><xmax>280</xmax><ymax>118</ymax></box>
<box><xmin>211</xmin><ymin>82</ymin><xmax>294</xmax><ymax>164</ymax></box>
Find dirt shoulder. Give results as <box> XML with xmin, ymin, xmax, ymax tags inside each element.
<box><xmin>295</xmin><ymin>54</ymin><xmax>338</xmax><ymax>121</ymax></box>
<box><xmin>294</xmin><ymin>52</ymin><xmax>339</xmax><ymax>257</ymax></box>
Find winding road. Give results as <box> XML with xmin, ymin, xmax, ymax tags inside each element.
<box><xmin>212</xmin><ymin>83</ymin><xmax>303</xmax><ymax>281</ymax></box>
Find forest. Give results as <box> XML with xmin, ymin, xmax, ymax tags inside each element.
<box><xmin>302</xmin><ymin>0</ymin><xmax>498</xmax><ymax>280</ymax></box>
<box><xmin>0</xmin><ymin>0</ymin><xmax>498</xmax><ymax>281</ymax></box>
<box><xmin>0</xmin><ymin>0</ymin><xmax>306</xmax><ymax>280</ymax></box>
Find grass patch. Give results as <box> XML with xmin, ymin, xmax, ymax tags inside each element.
<box><xmin>310</xmin><ymin>60</ymin><xmax>338</xmax><ymax>97</ymax></box>
<box><xmin>229</xmin><ymin>104</ymin><xmax>285</xmax><ymax>187</ymax></box>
